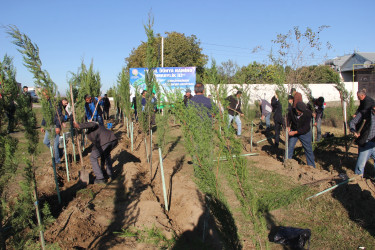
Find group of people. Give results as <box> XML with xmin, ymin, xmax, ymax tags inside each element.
<box><xmin>183</xmin><ymin>84</ymin><xmax>325</xmax><ymax>169</ymax></box>
<box><xmin>40</xmin><ymin>92</ymin><xmax>116</xmax><ymax>184</ymax></box>
<box><xmin>38</xmin><ymin>82</ymin><xmax>375</xmax><ymax>185</ymax></box>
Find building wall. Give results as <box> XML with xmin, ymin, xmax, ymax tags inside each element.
<box><xmin>205</xmin><ymin>82</ymin><xmax>358</xmax><ymax>104</ymax></box>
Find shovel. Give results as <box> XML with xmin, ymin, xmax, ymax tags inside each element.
<box><xmin>70</xmin><ymin>85</ymin><xmax>90</xmax><ymax>184</ymax></box>
<box><xmin>346</xmin><ymin>119</ymin><xmax>366</xmax><ymax>154</ymax></box>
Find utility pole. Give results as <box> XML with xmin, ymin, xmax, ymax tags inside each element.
<box><xmin>161</xmin><ymin>37</ymin><xmax>164</xmax><ymax>67</ymax></box>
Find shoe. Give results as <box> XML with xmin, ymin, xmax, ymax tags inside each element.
<box><xmin>94</xmin><ymin>179</ymin><xmax>106</xmax><ymax>184</ymax></box>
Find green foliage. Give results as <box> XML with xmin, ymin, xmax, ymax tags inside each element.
<box><xmin>125</xmin><ymin>31</ymin><xmax>208</xmax><ymax>79</ymax></box>
<box><xmin>234</xmin><ymin>62</ymin><xmax>285</xmax><ymax>84</ymax></box>
<box><xmin>68</xmin><ymin>60</ymin><xmax>102</xmax><ymax>122</ymax></box>
<box><xmin>6</xmin><ymin>25</ymin><xmax>53</xmax><ymax>249</ymax></box>
<box><xmin>298</xmin><ymin>65</ymin><xmax>340</xmax><ymax>84</ymax></box>
<box><xmin>116</xmin><ymin>67</ymin><xmax>131</xmax><ymax>118</ymax></box>
<box><xmin>218</xmin><ymin>59</ymin><xmax>240</xmax><ymax>84</ymax></box>
<box><xmin>7</xmin><ymin>25</ymin><xmax>57</xmax><ymax>134</ymax></box>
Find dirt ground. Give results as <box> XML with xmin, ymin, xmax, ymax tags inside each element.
<box><xmin>34</xmin><ymin>115</ymin><xmax>375</xmax><ymax>249</ymax></box>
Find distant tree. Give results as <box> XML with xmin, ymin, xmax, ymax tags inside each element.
<box><xmin>233</xmin><ymin>62</ymin><xmax>284</xmax><ymax>84</ymax></box>
<box><xmin>106</xmin><ymin>87</ymin><xmax>115</xmax><ymax>97</ymax></box>
<box><xmin>297</xmin><ymin>65</ymin><xmax>340</xmax><ymax>84</ymax></box>
<box><xmin>125</xmin><ymin>31</ymin><xmax>208</xmax><ymax>78</ymax></box>
<box><xmin>218</xmin><ymin>59</ymin><xmax>239</xmax><ymax>84</ymax></box>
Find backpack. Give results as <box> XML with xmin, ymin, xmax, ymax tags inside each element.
<box><xmin>273</xmin><ymin>226</ymin><xmax>311</xmax><ymax>249</ymax></box>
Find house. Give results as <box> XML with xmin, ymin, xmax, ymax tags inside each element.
<box><xmin>325</xmin><ymin>52</ymin><xmax>375</xmax><ymax>97</ymax></box>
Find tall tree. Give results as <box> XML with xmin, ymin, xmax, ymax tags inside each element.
<box><xmin>125</xmin><ymin>31</ymin><xmax>208</xmax><ymax>78</ymax></box>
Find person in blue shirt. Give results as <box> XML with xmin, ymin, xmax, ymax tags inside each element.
<box><xmin>84</xmin><ymin>94</ymin><xmax>104</xmax><ymax>126</ymax></box>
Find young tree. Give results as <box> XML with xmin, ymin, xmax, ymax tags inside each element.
<box><xmin>271</xmin><ymin>25</ymin><xmax>332</xmax><ymax>159</ymax></box>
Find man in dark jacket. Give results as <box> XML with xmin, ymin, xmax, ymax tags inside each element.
<box><xmin>271</xmin><ymin>92</ymin><xmax>284</xmax><ymax>148</ymax></box>
<box><xmin>226</xmin><ymin>90</ymin><xmax>244</xmax><ymax>136</ymax></box>
<box><xmin>350</xmin><ymin>104</ymin><xmax>375</xmax><ymax>177</ymax></box>
<box><xmin>102</xmin><ymin>94</ymin><xmax>111</xmax><ymax>120</ymax></box>
<box><xmin>354</xmin><ymin>89</ymin><xmax>374</xmax><ymax>120</ymax></box>
<box><xmin>73</xmin><ymin>121</ymin><xmax>118</xmax><ymax>184</ymax></box>
<box><xmin>22</xmin><ymin>86</ymin><xmax>32</xmax><ymax>108</ymax></box>
<box><xmin>312</xmin><ymin>97</ymin><xmax>325</xmax><ymax>141</ymax></box>
<box><xmin>287</xmin><ymin>101</ymin><xmax>315</xmax><ymax>168</ymax></box>
<box><xmin>183</xmin><ymin>88</ymin><xmax>193</xmax><ymax>106</ymax></box>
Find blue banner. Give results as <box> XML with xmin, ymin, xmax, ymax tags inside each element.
<box><xmin>129</xmin><ymin>67</ymin><xmax>196</xmax><ymax>91</ymax></box>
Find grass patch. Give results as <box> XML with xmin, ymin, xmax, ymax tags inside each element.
<box><xmin>273</xmin><ymin>194</ymin><xmax>375</xmax><ymax>249</ymax></box>
<box><xmin>115</xmin><ymin>225</ymin><xmax>175</xmax><ymax>249</ymax></box>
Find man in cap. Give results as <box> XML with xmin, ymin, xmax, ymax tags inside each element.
<box><xmin>183</xmin><ymin>88</ymin><xmax>193</xmax><ymax>106</ymax></box>
<box><xmin>287</xmin><ymin>101</ymin><xmax>315</xmax><ymax>168</ymax></box>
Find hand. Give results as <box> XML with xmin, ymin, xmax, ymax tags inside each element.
<box><xmin>98</xmin><ymin>96</ymin><xmax>102</xmax><ymax>101</ymax></box>
<box><xmin>55</xmin><ymin>127</ymin><xmax>61</xmax><ymax>135</ymax></box>
<box><xmin>240</xmin><ymin>113</ymin><xmax>244</xmax><ymax>117</ymax></box>
<box><xmin>312</xmin><ymin>113</ymin><xmax>316</xmax><ymax>118</ymax></box>
<box><xmin>287</xmin><ymin>127</ymin><xmax>291</xmax><ymax>132</ymax></box>
<box><xmin>261</xmin><ymin>115</ymin><xmax>264</xmax><ymax>121</ymax></box>
<box><xmin>289</xmin><ymin>130</ymin><xmax>297</xmax><ymax>136</ymax></box>
<box><xmin>41</xmin><ymin>127</ymin><xmax>45</xmax><ymax>133</ymax></box>
<box><xmin>353</xmin><ymin>132</ymin><xmax>360</xmax><ymax>138</ymax></box>
<box><xmin>352</xmin><ymin>114</ymin><xmax>357</xmax><ymax>118</ymax></box>
<box><xmin>314</xmin><ymin>122</ymin><xmax>317</xmax><ymax>127</ymax></box>
<box><xmin>73</xmin><ymin>121</ymin><xmax>80</xmax><ymax>129</ymax></box>
<box><xmin>62</xmin><ymin>122</ymin><xmax>67</xmax><ymax>128</ymax></box>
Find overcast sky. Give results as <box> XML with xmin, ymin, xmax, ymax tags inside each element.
<box><xmin>1</xmin><ymin>0</ymin><xmax>374</xmax><ymax>94</ymax></box>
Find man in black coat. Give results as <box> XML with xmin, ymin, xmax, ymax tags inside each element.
<box><xmin>354</xmin><ymin>89</ymin><xmax>374</xmax><ymax>120</ymax></box>
<box><xmin>102</xmin><ymin>94</ymin><xmax>111</xmax><ymax>120</ymax></box>
<box><xmin>73</xmin><ymin>121</ymin><xmax>118</xmax><ymax>184</ymax></box>
<box><xmin>287</xmin><ymin>102</ymin><xmax>315</xmax><ymax>168</ymax></box>
<box><xmin>271</xmin><ymin>92</ymin><xmax>285</xmax><ymax>148</ymax></box>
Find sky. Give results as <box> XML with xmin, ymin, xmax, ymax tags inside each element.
<box><xmin>1</xmin><ymin>0</ymin><xmax>374</xmax><ymax>94</ymax></box>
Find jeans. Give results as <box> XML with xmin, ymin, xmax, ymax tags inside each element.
<box><xmin>228</xmin><ymin>114</ymin><xmax>242</xmax><ymax>135</ymax></box>
<box><xmin>90</xmin><ymin>140</ymin><xmax>118</xmax><ymax>180</ymax></box>
<box><xmin>355</xmin><ymin>141</ymin><xmax>375</xmax><ymax>176</ymax></box>
<box><xmin>265</xmin><ymin>113</ymin><xmax>271</xmax><ymax>129</ymax></box>
<box><xmin>103</xmin><ymin>108</ymin><xmax>110</xmax><ymax>120</ymax></box>
<box><xmin>92</xmin><ymin>115</ymin><xmax>104</xmax><ymax>126</ymax></box>
<box><xmin>288</xmin><ymin>130</ymin><xmax>316</xmax><ymax>167</ymax></box>
<box><xmin>43</xmin><ymin>130</ymin><xmax>61</xmax><ymax>164</ymax></box>
<box><xmin>274</xmin><ymin>121</ymin><xmax>283</xmax><ymax>146</ymax></box>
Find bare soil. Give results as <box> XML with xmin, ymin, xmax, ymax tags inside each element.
<box><xmin>32</xmin><ymin>116</ymin><xmax>375</xmax><ymax>249</ymax></box>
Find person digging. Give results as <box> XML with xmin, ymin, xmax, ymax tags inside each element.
<box><xmin>73</xmin><ymin>121</ymin><xmax>118</xmax><ymax>184</ymax></box>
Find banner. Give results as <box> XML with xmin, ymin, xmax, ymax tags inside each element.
<box><xmin>129</xmin><ymin>67</ymin><xmax>196</xmax><ymax>92</ymax></box>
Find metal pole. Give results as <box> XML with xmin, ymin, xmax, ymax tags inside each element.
<box><xmin>131</xmin><ymin>122</ymin><xmax>134</xmax><ymax>152</ymax></box>
<box><xmin>161</xmin><ymin>37</ymin><xmax>164</xmax><ymax>67</ymax></box>
<box><xmin>213</xmin><ymin>153</ymin><xmax>259</xmax><ymax>162</ymax></box>
<box><xmin>126</xmin><ymin>117</ymin><xmax>129</xmax><ymax>138</ymax></box>
<box><xmin>71</xmin><ymin>126</ymin><xmax>76</xmax><ymax>163</ymax></box>
<box><xmin>250</xmin><ymin>121</ymin><xmax>253</xmax><ymax>152</ymax></box>
<box><xmin>312</xmin><ymin>117</ymin><xmax>316</xmax><ymax>142</ymax></box>
<box><xmin>158</xmin><ymin>148</ymin><xmax>169</xmax><ymax>211</ymax></box>
<box><xmin>63</xmin><ymin>133</ymin><xmax>70</xmax><ymax>182</ymax></box>
<box><xmin>33</xmin><ymin>188</ymin><xmax>46</xmax><ymax>250</ymax></box>
<box><xmin>145</xmin><ymin>137</ymin><xmax>149</xmax><ymax>163</ymax></box>
<box><xmin>49</xmin><ymin>146</ymin><xmax>61</xmax><ymax>204</ymax></box>
<box><xmin>306</xmin><ymin>177</ymin><xmax>356</xmax><ymax>200</ymax></box>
